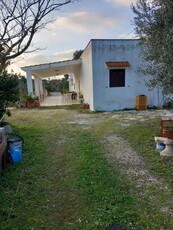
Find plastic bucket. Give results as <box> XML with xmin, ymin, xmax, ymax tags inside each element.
<box><xmin>8</xmin><ymin>137</ymin><xmax>22</xmax><ymax>152</ymax></box>
<box><xmin>10</xmin><ymin>147</ymin><xmax>22</xmax><ymax>163</ymax></box>
<box><xmin>8</xmin><ymin>135</ymin><xmax>24</xmax><ymax>164</ymax></box>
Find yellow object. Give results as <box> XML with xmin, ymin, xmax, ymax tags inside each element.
<box><xmin>136</xmin><ymin>95</ymin><xmax>147</xmax><ymax>110</ymax></box>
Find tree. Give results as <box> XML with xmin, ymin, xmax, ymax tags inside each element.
<box><xmin>0</xmin><ymin>0</ymin><xmax>76</xmax><ymax>68</ymax></box>
<box><xmin>73</xmin><ymin>50</ymin><xmax>83</xmax><ymax>59</ymax></box>
<box><xmin>0</xmin><ymin>67</ymin><xmax>19</xmax><ymax>120</ymax></box>
<box><xmin>132</xmin><ymin>0</ymin><xmax>173</xmax><ymax>94</ymax></box>
<box><xmin>43</xmin><ymin>74</ymin><xmax>69</xmax><ymax>94</ymax></box>
<box><xmin>19</xmin><ymin>75</ymin><xmax>27</xmax><ymax>94</ymax></box>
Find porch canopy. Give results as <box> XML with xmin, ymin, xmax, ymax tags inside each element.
<box><xmin>21</xmin><ymin>59</ymin><xmax>82</xmax><ymax>97</ymax></box>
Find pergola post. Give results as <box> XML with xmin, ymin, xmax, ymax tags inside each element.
<box><xmin>39</xmin><ymin>78</ymin><xmax>43</xmax><ymax>97</ymax></box>
<box><xmin>26</xmin><ymin>68</ymin><xmax>33</xmax><ymax>96</ymax></box>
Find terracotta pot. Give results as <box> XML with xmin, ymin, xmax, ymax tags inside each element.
<box><xmin>34</xmin><ymin>100</ymin><xmax>40</xmax><ymax>107</ymax></box>
<box><xmin>20</xmin><ymin>102</ymin><xmax>27</xmax><ymax>108</ymax></box>
<box><xmin>27</xmin><ymin>101</ymin><xmax>35</xmax><ymax>108</ymax></box>
<box><xmin>82</xmin><ymin>103</ymin><xmax>89</xmax><ymax>109</ymax></box>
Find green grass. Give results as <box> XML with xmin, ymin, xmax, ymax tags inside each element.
<box><xmin>0</xmin><ymin>124</ymin><xmax>56</xmax><ymax>229</ymax></box>
<box><xmin>60</xmin><ymin>131</ymin><xmax>138</xmax><ymax>229</ymax></box>
<box><xmin>0</xmin><ymin>109</ymin><xmax>173</xmax><ymax>229</ymax></box>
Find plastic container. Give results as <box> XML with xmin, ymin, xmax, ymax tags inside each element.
<box><xmin>136</xmin><ymin>95</ymin><xmax>147</xmax><ymax>110</ymax></box>
<box><xmin>8</xmin><ymin>137</ymin><xmax>22</xmax><ymax>151</ymax></box>
<box><xmin>8</xmin><ymin>135</ymin><xmax>24</xmax><ymax>164</ymax></box>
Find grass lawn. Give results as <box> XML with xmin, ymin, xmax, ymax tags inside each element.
<box><xmin>0</xmin><ymin>108</ymin><xmax>173</xmax><ymax>229</ymax></box>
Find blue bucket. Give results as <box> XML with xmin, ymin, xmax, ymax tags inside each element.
<box><xmin>10</xmin><ymin>147</ymin><xmax>22</xmax><ymax>164</ymax></box>
<box><xmin>8</xmin><ymin>135</ymin><xmax>23</xmax><ymax>164</ymax></box>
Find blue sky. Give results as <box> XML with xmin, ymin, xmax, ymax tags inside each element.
<box><xmin>11</xmin><ymin>0</ymin><xmax>137</xmax><ymax>74</ymax></box>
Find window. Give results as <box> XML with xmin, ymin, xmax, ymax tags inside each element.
<box><xmin>109</xmin><ymin>69</ymin><xmax>125</xmax><ymax>87</ymax></box>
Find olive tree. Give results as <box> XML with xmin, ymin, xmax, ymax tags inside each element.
<box><xmin>132</xmin><ymin>0</ymin><xmax>173</xmax><ymax>95</ymax></box>
<box><xmin>73</xmin><ymin>50</ymin><xmax>83</xmax><ymax>59</ymax></box>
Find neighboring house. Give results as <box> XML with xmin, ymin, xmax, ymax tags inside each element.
<box><xmin>21</xmin><ymin>39</ymin><xmax>163</xmax><ymax>111</ymax></box>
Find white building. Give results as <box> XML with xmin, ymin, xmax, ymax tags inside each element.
<box><xmin>21</xmin><ymin>39</ymin><xmax>162</xmax><ymax>111</ymax></box>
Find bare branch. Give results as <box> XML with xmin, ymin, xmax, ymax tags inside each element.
<box><xmin>0</xmin><ymin>0</ymin><xmax>76</xmax><ymax>66</ymax></box>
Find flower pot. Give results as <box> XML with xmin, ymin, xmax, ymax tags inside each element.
<box><xmin>27</xmin><ymin>101</ymin><xmax>35</xmax><ymax>108</ymax></box>
<box><xmin>20</xmin><ymin>102</ymin><xmax>27</xmax><ymax>108</ymax></box>
<box><xmin>34</xmin><ymin>100</ymin><xmax>40</xmax><ymax>107</ymax></box>
<box><xmin>82</xmin><ymin>103</ymin><xmax>89</xmax><ymax>109</ymax></box>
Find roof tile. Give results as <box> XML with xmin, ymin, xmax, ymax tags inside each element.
<box><xmin>106</xmin><ymin>61</ymin><xmax>130</xmax><ymax>68</ymax></box>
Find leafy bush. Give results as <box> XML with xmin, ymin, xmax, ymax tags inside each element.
<box><xmin>0</xmin><ymin>67</ymin><xmax>19</xmax><ymax>120</ymax></box>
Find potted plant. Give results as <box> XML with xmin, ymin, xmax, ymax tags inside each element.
<box><xmin>26</xmin><ymin>95</ymin><xmax>35</xmax><ymax>108</ymax></box>
<box><xmin>19</xmin><ymin>93</ymin><xmax>28</xmax><ymax>108</ymax></box>
<box><xmin>79</xmin><ymin>92</ymin><xmax>84</xmax><ymax>104</ymax></box>
<box><xmin>34</xmin><ymin>96</ymin><xmax>40</xmax><ymax>107</ymax></box>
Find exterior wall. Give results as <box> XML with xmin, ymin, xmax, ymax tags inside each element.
<box><xmin>80</xmin><ymin>42</ymin><xmax>94</xmax><ymax>110</ymax></box>
<box><xmin>91</xmin><ymin>39</ymin><xmax>162</xmax><ymax>111</ymax></box>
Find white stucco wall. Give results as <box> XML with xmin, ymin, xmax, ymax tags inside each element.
<box><xmin>80</xmin><ymin>42</ymin><xmax>94</xmax><ymax>110</ymax></box>
<box><xmin>90</xmin><ymin>39</ymin><xmax>162</xmax><ymax>111</ymax></box>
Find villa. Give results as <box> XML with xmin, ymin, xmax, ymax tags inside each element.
<box><xmin>21</xmin><ymin>39</ymin><xmax>163</xmax><ymax>111</ymax></box>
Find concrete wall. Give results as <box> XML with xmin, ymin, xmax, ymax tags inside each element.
<box><xmin>80</xmin><ymin>42</ymin><xmax>94</xmax><ymax>110</ymax></box>
<box><xmin>90</xmin><ymin>39</ymin><xmax>162</xmax><ymax>111</ymax></box>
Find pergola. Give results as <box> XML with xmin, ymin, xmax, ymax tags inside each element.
<box><xmin>21</xmin><ymin>59</ymin><xmax>82</xmax><ymax>98</ymax></box>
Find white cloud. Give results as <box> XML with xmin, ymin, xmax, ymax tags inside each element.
<box><xmin>53</xmin><ymin>49</ymin><xmax>75</xmax><ymax>60</ymax></box>
<box><xmin>49</xmin><ymin>11</ymin><xmax>119</xmax><ymax>35</ymax></box>
<box><xmin>9</xmin><ymin>49</ymin><xmax>75</xmax><ymax>75</ymax></box>
<box><xmin>105</xmin><ymin>0</ymin><xmax>135</xmax><ymax>7</ymax></box>
<box><xmin>8</xmin><ymin>53</ymin><xmax>49</xmax><ymax>74</ymax></box>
